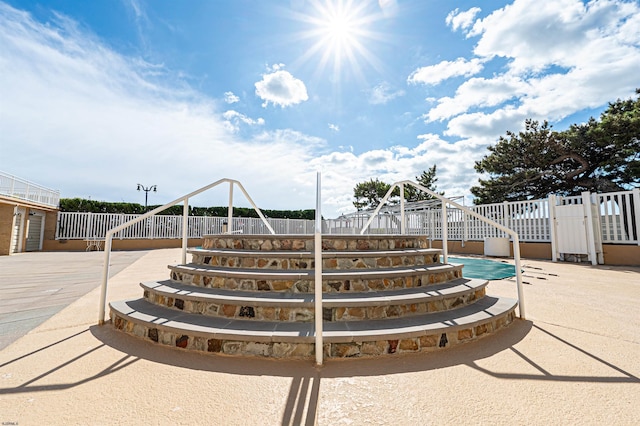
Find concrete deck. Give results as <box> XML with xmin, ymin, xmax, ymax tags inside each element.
<box><xmin>0</xmin><ymin>249</ymin><xmax>639</xmax><ymax>425</ymax></box>
<box><xmin>0</xmin><ymin>250</ymin><xmax>148</xmax><ymax>350</ymax></box>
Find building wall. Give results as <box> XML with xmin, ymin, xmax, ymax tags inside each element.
<box><xmin>0</xmin><ymin>199</ymin><xmax>58</xmax><ymax>256</ymax></box>
<box><xmin>0</xmin><ymin>203</ymin><xmax>15</xmax><ymax>256</ymax></box>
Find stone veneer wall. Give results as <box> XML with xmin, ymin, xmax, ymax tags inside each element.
<box><xmin>201</xmin><ymin>235</ymin><xmax>430</xmax><ymax>251</ymax></box>
<box><xmin>111</xmin><ymin>309</ymin><xmax>515</xmax><ymax>359</ymax></box>
<box><xmin>143</xmin><ymin>287</ymin><xmax>486</xmax><ymax>322</ymax></box>
<box><xmin>169</xmin><ymin>266</ymin><xmax>463</xmax><ymax>293</ymax></box>
<box><xmin>190</xmin><ymin>251</ymin><xmax>441</xmax><ymax>270</ymax></box>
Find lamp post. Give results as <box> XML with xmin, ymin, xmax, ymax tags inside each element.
<box><xmin>137</xmin><ymin>184</ymin><xmax>157</xmax><ymax>210</ymax></box>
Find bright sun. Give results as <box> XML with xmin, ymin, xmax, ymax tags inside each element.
<box><xmin>292</xmin><ymin>0</ymin><xmax>383</xmax><ymax>81</ymax></box>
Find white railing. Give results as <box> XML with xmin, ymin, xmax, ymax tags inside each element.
<box><xmin>0</xmin><ymin>170</ymin><xmax>60</xmax><ymax>208</ymax></box>
<box><xmin>98</xmin><ymin>178</ymin><xmax>275</xmax><ymax>324</ymax></box>
<box><xmin>359</xmin><ymin>180</ymin><xmax>526</xmax><ymax>320</ymax></box>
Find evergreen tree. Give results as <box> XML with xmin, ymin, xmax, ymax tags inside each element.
<box><xmin>405</xmin><ymin>165</ymin><xmax>444</xmax><ymax>201</ymax></box>
<box><xmin>352</xmin><ymin>165</ymin><xmax>442</xmax><ymax>210</ymax></box>
<box><xmin>471</xmin><ymin>90</ymin><xmax>640</xmax><ymax>204</ymax></box>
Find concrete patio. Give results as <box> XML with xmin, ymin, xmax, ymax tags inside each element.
<box><xmin>0</xmin><ymin>249</ymin><xmax>638</xmax><ymax>425</ymax></box>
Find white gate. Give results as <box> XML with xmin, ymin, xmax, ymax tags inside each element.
<box><xmin>555</xmin><ymin>204</ymin><xmax>589</xmax><ymax>254</ymax></box>
<box><xmin>550</xmin><ymin>192</ymin><xmax>603</xmax><ymax>265</ymax></box>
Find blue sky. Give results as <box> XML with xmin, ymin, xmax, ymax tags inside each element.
<box><xmin>1</xmin><ymin>0</ymin><xmax>639</xmax><ymax>217</ymax></box>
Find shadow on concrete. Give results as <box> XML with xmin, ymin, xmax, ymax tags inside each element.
<box><xmin>0</xmin><ymin>331</ymin><xmax>139</xmax><ymax>395</ymax></box>
<box><xmin>281</xmin><ymin>372</ymin><xmax>321</xmax><ymax>426</ymax></box>
<box><xmin>1</xmin><ymin>318</ymin><xmax>635</xmax><ymax>401</ymax></box>
<box><xmin>88</xmin><ymin>319</ymin><xmax>534</xmax><ymax>378</ymax></box>
<box><xmin>91</xmin><ymin>319</ymin><xmax>638</xmax><ymax>384</ymax></box>
<box><xmin>465</xmin><ymin>324</ymin><xmax>640</xmax><ymax>383</ymax></box>
<box><xmin>0</xmin><ymin>329</ymin><xmax>89</xmax><ymax>369</ymax></box>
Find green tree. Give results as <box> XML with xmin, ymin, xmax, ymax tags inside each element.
<box><xmin>471</xmin><ymin>90</ymin><xmax>640</xmax><ymax>204</ymax></box>
<box><xmin>352</xmin><ymin>166</ymin><xmax>442</xmax><ymax>210</ymax></box>
<box><xmin>352</xmin><ymin>178</ymin><xmax>395</xmax><ymax>210</ymax></box>
<box><xmin>404</xmin><ymin>165</ymin><xmax>444</xmax><ymax>201</ymax></box>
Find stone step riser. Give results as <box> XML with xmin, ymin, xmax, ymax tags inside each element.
<box><xmin>142</xmin><ymin>287</ymin><xmax>486</xmax><ymax>322</ymax></box>
<box><xmin>169</xmin><ymin>268</ymin><xmax>463</xmax><ymax>292</ymax></box>
<box><xmin>190</xmin><ymin>253</ymin><xmax>441</xmax><ymax>270</ymax></box>
<box><xmin>110</xmin><ymin>308</ymin><xmax>516</xmax><ymax>359</ymax></box>
<box><xmin>202</xmin><ymin>236</ymin><xmax>430</xmax><ymax>252</ymax></box>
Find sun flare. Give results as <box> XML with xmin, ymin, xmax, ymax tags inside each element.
<box><xmin>291</xmin><ymin>0</ymin><xmax>384</xmax><ymax>81</ymax></box>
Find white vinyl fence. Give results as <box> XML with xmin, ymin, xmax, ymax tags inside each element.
<box><xmin>56</xmin><ymin>212</ymin><xmax>314</xmax><ymax>240</ymax></box>
<box><xmin>597</xmin><ymin>191</ymin><xmax>639</xmax><ymax>244</ymax></box>
<box><xmin>55</xmin><ymin>189</ymin><xmax>639</xmax><ymax>245</ymax></box>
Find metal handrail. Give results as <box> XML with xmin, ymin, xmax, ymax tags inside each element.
<box><xmin>360</xmin><ymin>180</ymin><xmax>526</xmax><ymax>319</ymax></box>
<box><xmin>98</xmin><ymin>178</ymin><xmax>275</xmax><ymax>324</ymax></box>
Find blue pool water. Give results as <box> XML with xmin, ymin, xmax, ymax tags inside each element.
<box><xmin>445</xmin><ymin>256</ymin><xmax>517</xmax><ymax>280</ymax></box>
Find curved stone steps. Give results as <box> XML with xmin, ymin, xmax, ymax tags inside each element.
<box><xmin>109</xmin><ymin>296</ymin><xmax>517</xmax><ymax>358</ymax></box>
<box><xmin>190</xmin><ymin>247</ymin><xmax>441</xmax><ymax>257</ymax></box>
<box><xmin>141</xmin><ymin>278</ymin><xmax>488</xmax><ymax>321</ymax></box>
<box><xmin>110</xmin><ymin>234</ymin><xmax>518</xmax><ymax>359</ymax></box>
<box><xmin>202</xmin><ymin>234</ymin><xmax>430</xmax><ymax>252</ymax></box>
<box><xmin>168</xmin><ymin>262</ymin><xmax>464</xmax><ymax>293</ymax></box>
<box><xmin>189</xmin><ymin>247</ymin><xmax>441</xmax><ymax>270</ymax></box>
<box><xmin>170</xmin><ymin>262</ymin><xmax>462</xmax><ymax>281</ymax></box>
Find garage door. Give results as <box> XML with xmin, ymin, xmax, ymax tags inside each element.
<box><xmin>25</xmin><ymin>214</ymin><xmax>44</xmax><ymax>251</ymax></box>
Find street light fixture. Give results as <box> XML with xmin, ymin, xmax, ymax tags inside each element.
<box><xmin>137</xmin><ymin>184</ymin><xmax>157</xmax><ymax>210</ymax></box>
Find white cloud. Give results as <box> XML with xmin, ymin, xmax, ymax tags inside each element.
<box><xmin>446</xmin><ymin>7</ymin><xmax>481</xmax><ymax>32</ymax></box>
<box><xmin>0</xmin><ymin>4</ymin><xmax>319</xmax><ymax>213</ymax></box>
<box><xmin>223</xmin><ymin>110</ymin><xmax>265</xmax><ymax>131</ymax></box>
<box><xmin>468</xmin><ymin>0</ymin><xmax>640</xmax><ymax>75</ymax></box>
<box><xmin>224</xmin><ymin>91</ymin><xmax>239</xmax><ymax>104</ymax></box>
<box><xmin>444</xmin><ymin>107</ymin><xmax>527</xmax><ymax>139</ymax></box>
<box><xmin>254</xmin><ymin>67</ymin><xmax>309</xmax><ymax>108</ymax></box>
<box><xmin>309</xmin><ymin>133</ymin><xmax>491</xmax><ymax>214</ymax></box>
<box><xmin>426</xmin><ymin>75</ymin><xmax>529</xmax><ymax>122</ymax></box>
<box><xmin>369</xmin><ymin>82</ymin><xmax>405</xmax><ymax>105</ymax></box>
<box><xmin>408</xmin><ymin>57</ymin><xmax>484</xmax><ymax>86</ymax></box>
<box><xmin>328</xmin><ymin>123</ymin><xmax>340</xmax><ymax>132</ymax></box>
<box><xmin>422</xmin><ymin>0</ymin><xmax>640</xmax><ymax>139</ymax></box>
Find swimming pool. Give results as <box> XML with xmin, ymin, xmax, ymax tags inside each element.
<box><xmin>445</xmin><ymin>256</ymin><xmax>516</xmax><ymax>280</ymax></box>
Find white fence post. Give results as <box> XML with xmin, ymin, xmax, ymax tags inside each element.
<box><xmin>548</xmin><ymin>195</ymin><xmax>558</xmax><ymax>262</ymax></box>
<box><xmin>582</xmin><ymin>192</ymin><xmax>599</xmax><ymax>265</ymax></box>
<box><xmin>182</xmin><ymin>199</ymin><xmax>189</xmax><ymax>264</ymax></box>
<box><xmin>442</xmin><ymin>202</ymin><xmax>448</xmax><ymax>264</ymax></box>
<box><xmin>400</xmin><ymin>183</ymin><xmax>406</xmax><ymax>235</ymax></box>
<box><xmin>227</xmin><ymin>182</ymin><xmax>234</xmax><ymax>233</ymax></box>
<box><xmin>314</xmin><ymin>172</ymin><xmax>323</xmax><ymax>366</ymax></box>
<box><xmin>462</xmin><ymin>211</ymin><xmax>467</xmax><ymax>248</ymax></box>
<box><xmin>634</xmin><ymin>188</ymin><xmax>640</xmax><ymax>246</ymax></box>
